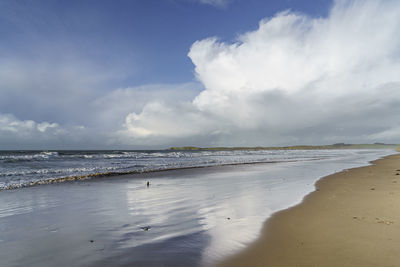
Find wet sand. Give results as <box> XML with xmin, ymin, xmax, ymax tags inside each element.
<box><xmin>0</xmin><ymin>150</ymin><xmax>395</xmax><ymax>267</ymax></box>
<box><xmin>218</xmin><ymin>153</ymin><xmax>400</xmax><ymax>267</ymax></box>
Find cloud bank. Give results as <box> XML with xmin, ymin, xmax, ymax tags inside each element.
<box><xmin>2</xmin><ymin>0</ymin><xmax>400</xmax><ymax>148</ymax></box>
<box><xmin>0</xmin><ymin>114</ymin><xmax>62</xmax><ymax>149</ymax></box>
<box><xmin>122</xmin><ymin>0</ymin><xmax>400</xmax><ymax>146</ymax></box>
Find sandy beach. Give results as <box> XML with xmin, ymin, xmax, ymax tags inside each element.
<box><xmin>218</xmin><ymin>153</ymin><xmax>400</xmax><ymax>267</ymax></box>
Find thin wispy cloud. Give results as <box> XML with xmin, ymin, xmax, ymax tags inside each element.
<box><xmin>198</xmin><ymin>0</ymin><xmax>231</xmax><ymax>8</ymax></box>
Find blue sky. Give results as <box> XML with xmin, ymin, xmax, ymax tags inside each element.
<box><xmin>0</xmin><ymin>0</ymin><xmax>332</xmax><ymax>86</ymax></box>
<box><xmin>1</xmin><ymin>0</ymin><xmax>400</xmax><ymax>149</ymax></box>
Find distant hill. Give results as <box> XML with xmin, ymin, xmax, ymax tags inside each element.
<box><xmin>168</xmin><ymin>144</ymin><xmax>400</xmax><ymax>151</ymax></box>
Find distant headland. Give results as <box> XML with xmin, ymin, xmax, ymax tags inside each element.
<box><xmin>168</xmin><ymin>143</ymin><xmax>400</xmax><ymax>151</ymax></box>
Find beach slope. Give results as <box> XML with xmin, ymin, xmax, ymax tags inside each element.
<box><xmin>218</xmin><ymin>153</ymin><xmax>400</xmax><ymax>267</ymax></box>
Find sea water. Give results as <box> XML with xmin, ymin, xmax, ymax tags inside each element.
<box><xmin>0</xmin><ymin>149</ymin><xmax>396</xmax><ymax>266</ymax></box>
<box><xmin>0</xmin><ymin>149</ymin><xmax>373</xmax><ymax>190</ymax></box>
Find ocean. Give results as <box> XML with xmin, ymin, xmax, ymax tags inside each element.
<box><xmin>0</xmin><ymin>149</ymin><xmax>396</xmax><ymax>266</ymax></box>
<box><xmin>0</xmin><ymin>149</ymin><xmax>374</xmax><ymax>190</ymax></box>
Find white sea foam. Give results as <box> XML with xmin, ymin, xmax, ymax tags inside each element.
<box><xmin>0</xmin><ymin>149</ymin><xmax>396</xmax><ymax>190</ymax></box>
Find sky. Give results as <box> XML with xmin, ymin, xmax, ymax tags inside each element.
<box><xmin>1</xmin><ymin>0</ymin><xmax>400</xmax><ymax>149</ymax></box>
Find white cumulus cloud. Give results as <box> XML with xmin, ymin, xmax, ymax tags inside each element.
<box><xmin>0</xmin><ymin>114</ymin><xmax>59</xmax><ymax>134</ymax></box>
<box><xmin>124</xmin><ymin>0</ymin><xmax>400</xmax><ymax>146</ymax></box>
<box><xmin>0</xmin><ymin>114</ymin><xmax>65</xmax><ymax>148</ymax></box>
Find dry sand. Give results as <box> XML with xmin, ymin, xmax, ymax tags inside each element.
<box><xmin>217</xmin><ymin>153</ymin><xmax>400</xmax><ymax>267</ymax></box>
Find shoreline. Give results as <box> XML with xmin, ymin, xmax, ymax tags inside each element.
<box><xmin>2</xmin><ymin>148</ymin><xmax>396</xmax><ymax>191</ymax></box>
<box><xmin>3</xmin><ymin>154</ymin><xmax>348</xmax><ymax>191</ymax></box>
<box><xmin>217</xmin><ymin>153</ymin><xmax>400</xmax><ymax>267</ymax></box>
<box><xmin>1</xmin><ymin>159</ymin><xmax>294</xmax><ymax>191</ymax></box>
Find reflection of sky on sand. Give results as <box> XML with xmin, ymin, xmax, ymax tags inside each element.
<box><xmin>110</xmin><ymin>149</ymin><xmax>395</xmax><ymax>266</ymax></box>
<box><xmin>0</xmin><ymin>190</ymin><xmax>60</xmax><ymax>218</ymax></box>
<box><xmin>124</xmin><ymin>179</ymin><xmax>205</xmax><ymax>246</ymax></box>
<box><xmin>0</xmin><ymin>149</ymin><xmax>395</xmax><ymax>267</ymax></box>
<box><xmin>196</xmin><ymin>163</ymin><xmax>314</xmax><ymax>266</ymax></box>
